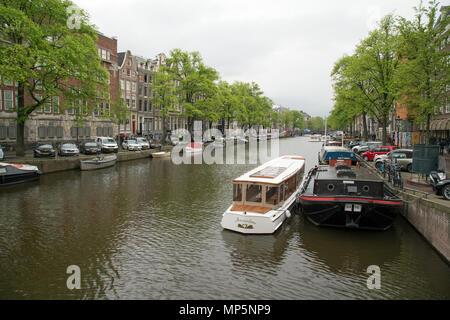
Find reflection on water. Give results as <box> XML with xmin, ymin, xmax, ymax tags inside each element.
<box><xmin>0</xmin><ymin>137</ymin><xmax>449</xmax><ymax>299</ymax></box>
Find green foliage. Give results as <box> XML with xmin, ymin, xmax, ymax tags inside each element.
<box><xmin>0</xmin><ymin>0</ymin><xmax>109</xmax><ymax>155</ymax></box>
<box><xmin>394</xmin><ymin>0</ymin><xmax>449</xmax><ymax>131</ymax></box>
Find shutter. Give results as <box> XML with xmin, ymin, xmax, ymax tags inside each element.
<box><xmin>0</xmin><ymin>126</ymin><xmax>6</xmax><ymax>139</ymax></box>
<box><xmin>96</xmin><ymin>127</ymin><xmax>102</xmax><ymax>136</ymax></box>
<box><xmin>108</xmin><ymin>127</ymin><xmax>113</xmax><ymax>137</ymax></box>
<box><xmin>47</xmin><ymin>126</ymin><xmax>55</xmax><ymax>138</ymax></box>
<box><xmin>38</xmin><ymin>126</ymin><xmax>47</xmax><ymax>139</ymax></box>
<box><xmin>8</xmin><ymin>126</ymin><xmax>16</xmax><ymax>139</ymax></box>
<box><xmin>85</xmin><ymin>127</ymin><xmax>91</xmax><ymax>138</ymax></box>
<box><xmin>70</xmin><ymin>127</ymin><xmax>77</xmax><ymax>138</ymax></box>
<box><xmin>56</xmin><ymin>126</ymin><xmax>63</xmax><ymax>138</ymax></box>
<box><xmin>24</xmin><ymin>126</ymin><xmax>29</xmax><ymax>138</ymax></box>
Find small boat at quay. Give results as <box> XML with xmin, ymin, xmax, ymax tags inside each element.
<box><xmin>185</xmin><ymin>142</ymin><xmax>203</xmax><ymax>154</ymax></box>
<box><xmin>318</xmin><ymin>146</ymin><xmax>357</xmax><ymax>166</ymax></box>
<box><xmin>297</xmin><ymin>164</ymin><xmax>402</xmax><ymax>231</ymax></box>
<box><xmin>0</xmin><ymin>162</ymin><xmax>41</xmax><ymax>186</ymax></box>
<box><xmin>80</xmin><ymin>155</ymin><xmax>117</xmax><ymax>171</ymax></box>
<box><xmin>221</xmin><ymin>155</ymin><xmax>306</xmax><ymax>234</ymax></box>
<box><xmin>151</xmin><ymin>151</ymin><xmax>171</xmax><ymax>158</ymax></box>
<box><xmin>309</xmin><ymin>134</ymin><xmax>322</xmax><ymax>142</ymax></box>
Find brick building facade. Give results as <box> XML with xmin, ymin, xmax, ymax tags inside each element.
<box><xmin>0</xmin><ymin>32</ymin><xmax>120</xmax><ymax>150</ymax></box>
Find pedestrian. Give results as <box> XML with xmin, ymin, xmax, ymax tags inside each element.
<box><xmin>439</xmin><ymin>139</ymin><xmax>445</xmax><ymax>155</ymax></box>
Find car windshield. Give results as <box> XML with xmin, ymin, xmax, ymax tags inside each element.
<box><xmin>63</xmin><ymin>144</ymin><xmax>76</xmax><ymax>148</ymax></box>
<box><xmin>40</xmin><ymin>144</ymin><xmax>53</xmax><ymax>149</ymax></box>
<box><xmin>105</xmin><ymin>139</ymin><xmax>116</xmax><ymax>143</ymax></box>
<box><xmin>86</xmin><ymin>143</ymin><xmax>97</xmax><ymax>147</ymax></box>
<box><xmin>137</xmin><ymin>138</ymin><xmax>146</xmax><ymax>142</ymax></box>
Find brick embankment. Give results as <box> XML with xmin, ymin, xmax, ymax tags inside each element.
<box><xmin>358</xmin><ymin>156</ymin><xmax>450</xmax><ymax>264</ymax></box>
<box><xmin>3</xmin><ymin>147</ymin><xmax>174</xmax><ymax>174</ymax></box>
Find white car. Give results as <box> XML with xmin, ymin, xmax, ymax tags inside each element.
<box><xmin>135</xmin><ymin>137</ymin><xmax>150</xmax><ymax>150</ymax></box>
<box><xmin>373</xmin><ymin>153</ymin><xmax>389</xmax><ymax>163</ymax></box>
<box><xmin>96</xmin><ymin>136</ymin><xmax>119</xmax><ymax>153</ymax></box>
<box><xmin>122</xmin><ymin>140</ymin><xmax>142</xmax><ymax>151</ymax></box>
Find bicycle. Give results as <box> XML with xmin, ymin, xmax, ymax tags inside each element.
<box><xmin>391</xmin><ymin>163</ymin><xmax>403</xmax><ymax>189</ymax></box>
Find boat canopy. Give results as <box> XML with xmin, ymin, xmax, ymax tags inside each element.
<box><xmin>232</xmin><ymin>155</ymin><xmax>305</xmax><ymax>185</ymax></box>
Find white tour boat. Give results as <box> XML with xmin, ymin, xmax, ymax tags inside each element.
<box><xmin>221</xmin><ymin>155</ymin><xmax>306</xmax><ymax>234</ymax></box>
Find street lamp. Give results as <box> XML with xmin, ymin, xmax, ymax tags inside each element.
<box><xmin>396</xmin><ymin>116</ymin><xmax>401</xmax><ymax>147</ymax></box>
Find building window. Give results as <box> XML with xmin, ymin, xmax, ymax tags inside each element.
<box><xmin>126</xmin><ymin>80</ymin><xmax>131</xmax><ymax>91</ymax></box>
<box><xmin>144</xmin><ymin>100</ymin><xmax>147</xmax><ymax>112</ymax></box>
<box><xmin>139</xmin><ymin>100</ymin><xmax>142</xmax><ymax>111</ymax></box>
<box><xmin>131</xmin><ymin>82</ymin><xmax>136</xmax><ymax>92</ymax></box>
<box><xmin>144</xmin><ymin>87</ymin><xmax>147</xmax><ymax>97</ymax></box>
<box><xmin>4</xmin><ymin>90</ymin><xmax>13</xmax><ymax>110</ymax></box>
<box><xmin>120</xmin><ymin>79</ymin><xmax>125</xmax><ymax>90</ymax></box>
<box><xmin>53</xmin><ymin>96</ymin><xmax>60</xmax><ymax>113</ymax></box>
<box><xmin>105</xmin><ymin>103</ymin><xmax>110</xmax><ymax>115</ymax></box>
<box><xmin>44</xmin><ymin>98</ymin><xmax>51</xmax><ymax>113</ymax></box>
<box><xmin>0</xmin><ymin>90</ymin><xmax>2</xmax><ymax>110</ymax></box>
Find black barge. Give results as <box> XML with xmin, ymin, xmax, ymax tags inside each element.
<box><xmin>296</xmin><ymin>164</ymin><xmax>403</xmax><ymax>231</ymax></box>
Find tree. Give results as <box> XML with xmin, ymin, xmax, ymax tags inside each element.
<box><xmin>394</xmin><ymin>1</ymin><xmax>450</xmax><ymax>141</ymax></box>
<box><xmin>110</xmin><ymin>85</ymin><xmax>128</xmax><ymax>143</ymax></box>
<box><xmin>0</xmin><ymin>0</ymin><xmax>109</xmax><ymax>156</ymax></box>
<box><xmin>164</xmin><ymin>49</ymin><xmax>218</xmax><ymax>134</ymax></box>
<box><xmin>151</xmin><ymin>68</ymin><xmax>179</xmax><ymax>145</ymax></box>
<box><xmin>291</xmin><ymin>110</ymin><xmax>305</xmax><ymax>130</ymax></box>
<box><xmin>330</xmin><ymin>16</ymin><xmax>400</xmax><ymax>144</ymax></box>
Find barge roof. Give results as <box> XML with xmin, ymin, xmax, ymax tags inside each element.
<box><xmin>315</xmin><ymin>165</ymin><xmax>381</xmax><ymax>182</ymax></box>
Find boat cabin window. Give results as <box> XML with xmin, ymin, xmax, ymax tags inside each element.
<box><xmin>246</xmin><ymin>184</ymin><xmax>262</xmax><ymax>203</ymax></box>
<box><xmin>233</xmin><ymin>184</ymin><xmax>242</xmax><ymax>202</ymax></box>
<box><xmin>266</xmin><ymin>186</ymin><xmax>279</xmax><ymax>205</ymax></box>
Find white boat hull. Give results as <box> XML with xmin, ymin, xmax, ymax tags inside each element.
<box><xmin>221</xmin><ymin>192</ymin><xmax>297</xmax><ymax>234</ymax></box>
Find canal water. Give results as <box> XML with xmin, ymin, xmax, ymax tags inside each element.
<box><xmin>0</xmin><ymin>137</ymin><xmax>449</xmax><ymax>299</ymax></box>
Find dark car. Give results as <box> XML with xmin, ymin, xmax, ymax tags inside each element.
<box><xmin>429</xmin><ymin>171</ymin><xmax>450</xmax><ymax>200</ymax></box>
<box><xmin>79</xmin><ymin>141</ymin><xmax>100</xmax><ymax>155</ymax></box>
<box><xmin>149</xmin><ymin>139</ymin><xmax>161</xmax><ymax>149</ymax></box>
<box><xmin>34</xmin><ymin>144</ymin><xmax>56</xmax><ymax>158</ymax></box>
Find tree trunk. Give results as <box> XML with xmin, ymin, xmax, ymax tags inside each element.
<box><xmin>15</xmin><ymin>83</ymin><xmax>26</xmax><ymax>157</ymax></box>
<box><xmin>362</xmin><ymin>111</ymin><xmax>368</xmax><ymax>141</ymax></box>
<box><xmin>161</xmin><ymin>113</ymin><xmax>167</xmax><ymax>145</ymax></box>
<box><xmin>382</xmin><ymin>116</ymin><xmax>387</xmax><ymax>145</ymax></box>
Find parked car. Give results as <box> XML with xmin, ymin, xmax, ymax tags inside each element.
<box><xmin>79</xmin><ymin>141</ymin><xmax>101</xmax><ymax>155</ymax></box>
<box><xmin>96</xmin><ymin>136</ymin><xmax>119</xmax><ymax>153</ymax></box>
<box><xmin>33</xmin><ymin>144</ymin><xmax>56</xmax><ymax>158</ymax></box>
<box><xmin>135</xmin><ymin>137</ymin><xmax>150</xmax><ymax>150</ymax></box>
<box><xmin>149</xmin><ymin>138</ymin><xmax>162</xmax><ymax>149</ymax></box>
<box><xmin>0</xmin><ymin>144</ymin><xmax>5</xmax><ymax>160</ymax></box>
<box><xmin>58</xmin><ymin>143</ymin><xmax>79</xmax><ymax>156</ymax></box>
<box><xmin>374</xmin><ymin>149</ymin><xmax>413</xmax><ymax>169</ymax></box>
<box><xmin>385</xmin><ymin>150</ymin><xmax>414</xmax><ymax>172</ymax></box>
<box><xmin>352</xmin><ymin>141</ymin><xmax>383</xmax><ymax>154</ymax></box>
<box><xmin>362</xmin><ymin>146</ymin><xmax>398</xmax><ymax>161</ymax></box>
<box><xmin>429</xmin><ymin>170</ymin><xmax>450</xmax><ymax>200</ymax></box>
<box><xmin>122</xmin><ymin>140</ymin><xmax>142</xmax><ymax>151</ymax></box>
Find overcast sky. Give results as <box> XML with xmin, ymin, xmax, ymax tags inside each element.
<box><xmin>73</xmin><ymin>0</ymin><xmax>449</xmax><ymax>118</ymax></box>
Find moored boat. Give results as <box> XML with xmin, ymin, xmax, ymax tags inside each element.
<box><xmin>221</xmin><ymin>155</ymin><xmax>306</xmax><ymax>234</ymax></box>
<box><xmin>318</xmin><ymin>146</ymin><xmax>357</xmax><ymax>165</ymax></box>
<box><xmin>0</xmin><ymin>162</ymin><xmax>42</xmax><ymax>186</ymax></box>
<box><xmin>185</xmin><ymin>142</ymin><xmax>203</xmax><ymax>154</ymax></box>
<box><xmin>151</xmin><ymin>151</ymin><xmax>171</xmax><ymax>158</ymax></box>
<box><xmin>309</xmin><ymin>134</ymin><xmax>322</xmax><ymax>142</ymax></box>
<box><xmin>297</xmin><ymin>164</ymin><xmax>402</xmax><ymax>231</ymax></box>
<box><xmin>80</xmin><ymin>155</ymin><xmax>117</xmax><ymax>171</ymax></box>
